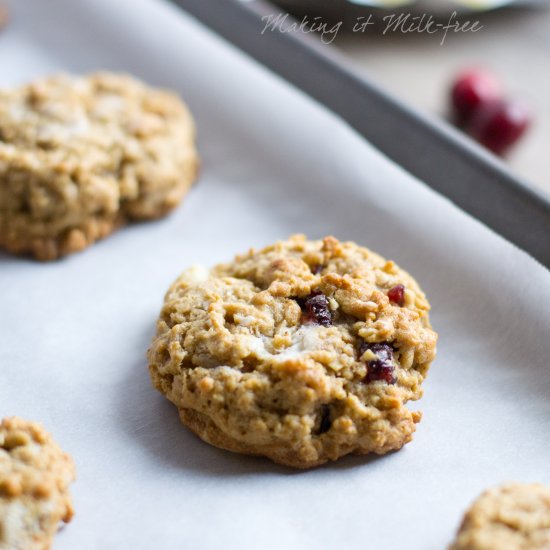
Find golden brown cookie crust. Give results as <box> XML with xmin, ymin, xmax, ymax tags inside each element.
<box><xmin>0</xmin><ymin>72</ymin><xmax>199</xmax><ymax>260</ymax></box>
<box><xmin>0</xmin><ymin>417</ymin><xmax>75</xmax><ymax>550</ymax></box>
<box><xmin>147</xmin><ymin>235</ymin><xmax>438</xmax><ymax>468</ymax></box>
<box><xmin>450</xmin><ymin>483</ymin><xmax>550</xmax><ymax>550</ymax></box>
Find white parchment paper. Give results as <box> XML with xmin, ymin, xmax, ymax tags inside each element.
<box><xmin>1</xmin><ymin>1</ymin><xmax>549</xmax><ymax>549</ymax></box>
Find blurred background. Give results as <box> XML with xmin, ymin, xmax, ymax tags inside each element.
<box><xmin>270</xmin><ymin>1</ymin><xmax>550</xmax><ymax>194</ymax></box>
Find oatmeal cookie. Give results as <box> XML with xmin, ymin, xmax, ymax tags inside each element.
<box><xmin>450</xmin><ymin>483</ymin><xmax>550</xmax><ymax>550</ymax></box>
<box><xmin>0</xmin><ymin>72</ymin><xmax>198</xmax><ymax>260</ymax></box>
<box><xmin>147</xmin><ymin>235</ymin><xmax>437</xmax><ymax>468</ymax></box>
<box><xmin>0</xmin><ymin>417</ymin><xmax>75</xmax><ymax>549</ymax></box>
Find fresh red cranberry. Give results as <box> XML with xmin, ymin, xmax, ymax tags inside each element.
<box><xmin>467</xmin><ymin>98</ymin><xmax>531</xmax><ymax>155</ymax></box>
<box><xmin>451</xmin><ymin>69</ymin><xmax>502</xmax><ymax>126</ymax></box>
<box><xmin>299</xmin><ymin>290</ymin><xmax>332</xmax><ymax>327</ymax></box>
<box><xmin>360</xmin><ymin>342</ymin><xmax>396</xmax><ymax>384</ymax></box>
<box><xmin>388</xmin><ymin>284</ymin><xmax>405</xmax><ymax>306</ymax></box>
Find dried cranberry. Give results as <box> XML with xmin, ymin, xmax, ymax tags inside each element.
<box><xmin>451</xmin><ymin>69</ymin><xmax>502</xmax><ymax>126</ymax></box>
<box><xmin>467</xmin><ymin>98</ymin><xmax>531</xmax><ymax>155</ymax></box>
<box><xmin>388</xmin><ymin>284</ymin><xmax>405</xmax><ymax>306</ymax></box>
<box><xmin>299</xmin><ymin>290</ymin><xmax>332</xmax><ymax>327</ymax></box>
<box><xmin>360</xmin><ymin>342</ymin><xmax>396</xmax><ymax>384</ymax></box>
<box><xmin>311</xmin><ymin>264</ymin><xmax>324</xmax><ymax>275</ymax></box>
<box><xmin>317</xmin><ymin>405</ymin><xmax>332</xmax><ymax>434</ymax></box>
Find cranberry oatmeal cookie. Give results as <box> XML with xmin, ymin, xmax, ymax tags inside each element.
<box><xmin>148</xmin><ymin>235</ymin><xmax>437</xmax><ymax>468</ymax></box>
<box><xmin>0</xmin><ymin>417</ymin><xmax>75</xmax><ymax>549</ymax></box>
<box><xmin>450</xmin><ymin>483</ymin><xmax>550</xmax><ymax>550</ymax></box>
<box><xmin>0</xmin><ymin>72</ymin><xmax>198</xmax><ymax>260</ymax></box>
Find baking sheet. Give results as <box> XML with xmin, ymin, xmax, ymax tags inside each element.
<box><xmin>177</xmin><ymin>0</ymin><xmax>550</xmax><ymax>270</ymax></box>
<box><xmin>1</xmin><ymin>0</ymin><xmax>549</xmax><ymax>549</ymax></box>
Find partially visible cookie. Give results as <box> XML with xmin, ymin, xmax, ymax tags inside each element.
<box><xmin>0</xmin><ymin>4</ymin><xmax>8</xmax><ymax>32</ymax></box>
<box><xmin>0</xmin><ymin>72</ymin><xmax>198</xmax><ymax>260</ymax></box>
<box><xmin>450</xmin><ymin>483</ymin><xmax>550</xmax><ymax>550</ymax></box>
<box><xmin>148</xmin><ymin>235</ymin><xmax>437</xmax><ymax>468</ymax></box>
<box><xmin>0</xmin><ymin>417</ymin><xmax>75</xmax><ymax>549</ymax></box>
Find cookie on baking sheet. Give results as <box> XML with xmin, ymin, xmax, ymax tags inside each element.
<box><xmin>0</xmin><ymin>417</ymin><xmax>75</xmax><ymax>549</ymax></box>
<box><xmin>147</xmin><ymin>235</ymin><xmax>438</xmax><ymax>468</ymax></box>
<box><xmin>450</xmin><ymin>483</ymin><xmax>550</xmax><ymax>550</ymax></box>
<box><xmin>0</xmin><ymin>72</ymin><xmax>198</xmax><ymax>260</ymax></box>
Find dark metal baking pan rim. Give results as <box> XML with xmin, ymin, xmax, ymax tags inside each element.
<box><xmin>170</xmin><ymin>0</ymin><xmax>550</xmax><ymax>270</ymax></box>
